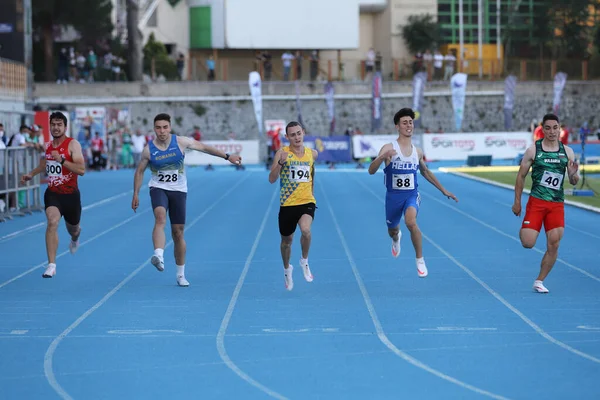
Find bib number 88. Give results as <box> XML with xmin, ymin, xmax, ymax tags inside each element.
<box><xmin>392</xmin><ymin>173</ymin><xmax>414</xmax><ymax>190</ymax></box>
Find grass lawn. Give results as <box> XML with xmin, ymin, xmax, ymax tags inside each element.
<box><xmin>461</xmin><ymin>171</ymin><xmax>600</xmax><ymax>209</ymax></box>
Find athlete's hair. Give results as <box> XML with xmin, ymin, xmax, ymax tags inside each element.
<box><xmin>393</xmin><ymin>108</ymin><xmax>415</xmax><ymax>125</ymax></box>
<box><xmin>542</xmin><ymin>113</ymin><xmax>559</xmax><ymax>125</ymax></box>
<box><xmin>49</xmin><ymin>111</ymin><xmax>68</xmax><ymax>126</ymax></box>
<box><xmin>154</xmin><ymin>113</ymin><xmax>171</xmax><ymax>124</ymax></box>
<box><xmin>285</xmin><ymin>121</ymin><xmax>303</xmax><ymax>134</ymax></box>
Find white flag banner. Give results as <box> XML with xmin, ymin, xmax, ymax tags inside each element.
<box><xmin>249</xmin><ymin>71</ymin><xmax>263</xmax><ymax>135</ymax></box>
<box><xmin>552</xmin><ymin>72</ymin><xmax>567</xmax><ymax>116</ymax></box>
<box><xmin>451</xmin><ymin>73</ymin><xmax>468</xmax><ymax>132</ymax></box>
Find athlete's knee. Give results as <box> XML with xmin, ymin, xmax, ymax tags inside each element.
<box><xmin>46</xmin><ymin>215</ymin><xmax>60</xmax><ymax>230</ymax></box>
<box><xmin>405</xmin><ymin>219</ymin><xmax>419</xmax><ymax>232</ymax></box>
<box><xmin>281</xmin><ymin>236</ymin><xmax>293</xmax><ymax>247</ymax></box>
<box><xmin>154</xmin><ymin>213</ymin><xmax>167</xmax><ymax>226</ymax></box>
<box><xmin>171</xmin><ymin>225</ymin><xmax>184</xmax><ymax>240</ymax></box>
<box><xmin>519</xmin><ymin>230</ymin><xmax>537</xmax><ymax>248</ymax></box>
<box><xmin>300</xmin><ymin>226</ymin><xmax>311</xmax><ymax>238</ymax></box>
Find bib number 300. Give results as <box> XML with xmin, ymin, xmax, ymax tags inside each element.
<box><xmin>540</xmin><ymin>170</ymin><xmax>563</xmax><ymax>190</ymax></box>
<box><xmin>289</xmin><ymin>166</ymin><xmax>311</xmax><ymax>182</ymax></box>
<box><xmin>392</xmin><ymin>173</ymin><xmax>414</xmax><ymax>190</ymax></box>
<box><xmin>46</xmin><ymin>161</ymin><xmax>62</xmax><ymax>177</ymax></box>
<box><xmin>158</xmin><ymin>171</ymin><xmax>179</xmax><ymax>183</ymax></box>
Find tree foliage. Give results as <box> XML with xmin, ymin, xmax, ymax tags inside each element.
<box><xmin>32</xmin><ymin>0</ymin><xmax>113</xmax><ymax>80</ymax></box>
<box><xmin>400</xmin><ymin>14</ymin><xmax>441</xmax><ymax>55</ymax></box>
<box><xmin>143</xmin><ymin>33</ymin><xmax>179</xmax><ymax>80</ymax></box>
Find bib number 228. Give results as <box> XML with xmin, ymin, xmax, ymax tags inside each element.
<box><xmin>158</xmin><ymin>172</ymin><xmax>178</xmax><ymax>183</ymax></box>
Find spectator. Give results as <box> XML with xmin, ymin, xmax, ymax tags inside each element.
<box><xmin>433</xmin><ymin>50</ymin><xmax>444</xmax><ymax>80</ymax></box>
<box><xmin>309</xmin><ymin>51</ymin><xmax>319</xmax><ymax>81</ymax></box>
<box><xmin>0</xmin><ymin>123</ymin><xmax>6</xmax><ymax>145</ymax></box>
<box><xmin>444</xmin><ymin>50</ymin><xmax>456</xmax><ymax>80</ymax></box>
<box><xmin>177</xmin><ymin>53</ymin><xmax>185</xmax><ymax>80</ymax></box>
<box><xmin>131</xmin><ymin>130</ymin><xmax>147</xmax><ymax>167</ymax></box>
<box><xmin>295</xmin><ymin>50</ymin><xmax>303</xmax><ymax>80</ymax></box>
<box><xmin>282</xmin><ymin>51</ymin><xmax>294</xmax><ymax>81</ymax></box>
<box><xmin>91</xmin><ymin>132</ymin><xmax>105</xmax><ymax>170</ymax></box>
<box><xmin>206</xmin><ymin>55</ymin><xmax>215</xmax><ymax>81</ymax></box>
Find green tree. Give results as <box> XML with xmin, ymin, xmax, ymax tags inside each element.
<box><xmin>400</xmin><ymin>14</ymin><xmax>440</xmax><ymax>55</ymax></box>
<box><xmin>143</xmin><ymin>33</ymin><xmax>179</xmax><ymax>80</ymax></box>
<box><xmin>32</xmin><ymin>0</ymin><xmax>113</xmax><ymax>81</ymax></box>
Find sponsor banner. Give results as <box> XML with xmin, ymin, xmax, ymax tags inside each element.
<box><xmin>503</xmin><ymin>74</ymin><xmax>517</xmax><ymax>130</ymax></box>
<box><xmin>249</xmin><ymin>71</ymin><xmax>263</xmax><ymax>135</ymax></box>
<box><xmin>451</xmin><ymin>73</ymin><xmax>468</xmax><ymax>131</ymax></box>
<box><xmin>325</xmin><ymin>81</ymin><xmax>335</xmax><ymax>134</ymax></box>
<box><xmin>352</xmin><ymin>134</ymin><xmax>423</xmax><ymax>159</ymax></box>
<box><xmin>184</xmin><ymin>140</ymin><xmax>259</xmax><ymax>165</ymax></box>
<box><xmin>371</xmin><ymin>71</ymin><xmax>383</xmax><ymax>132</ymax></box>
<box><xmin>283</xmin><ymin>135</ymin><xmax>352</xmax><ymax>162</ymax></box>
<box><xmin>552</xmin><ymin>72</ymin><xmax>567</xmax><ymax>116</ymax></box>
<box><xmin>422</xmin><ymin>132</ymin><xmax>532</xmax><ymax>160</ymax></box>
<box><xmin>412</xmin><ymin>71</ymin><xmax>427</xmax><ymax>129</ymax></box>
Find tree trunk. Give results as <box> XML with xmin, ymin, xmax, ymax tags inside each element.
<box><xmin>126</xmin><ymin>0</ymin><xmax>143</xmax><ymax>81</ymax></box>
<box><xmin>42</xmin><ymin>24</ymin><xmax>54</xmax><ymax>82</ymax></box>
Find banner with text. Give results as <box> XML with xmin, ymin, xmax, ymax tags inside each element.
<box><xmin>422</xmin><ymin>132</ymin><xmax>532</xmax><ymax>160</ymax></box>
<box><xmin>352</xmin><ymin>134</ymin><xmax>423</xmax><ymax>159</ymax></box>
<box><xmin>184</xmin><ymin>140</ymin><xmax>259</xmax><ymax>165</ymax></box>
<box><xmin>283</xmin><ymin>135</ymin><xmax>352</xmax><ymax>163</ymax></box>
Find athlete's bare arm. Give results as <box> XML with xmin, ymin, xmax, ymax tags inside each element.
<box><xmin>269</xmin><ymin>148</ymin><xmax>287</xmax><ymax>184</ymax></box>
<box><xmin>177</xmin><ymin>136</ymin><xmax>242</xmax><ymax>164</ymax></box>
<box><xmin>64</xmin><ymin>140</ymin><xmax>86</xmax><ymax>176</ymax></box>
<box><xmin>20</xmin><ymin>157</ymin><xmax>46</xmax><ymax>183</ymax></box>
<box><xmin>417</xmin><ymin>148</ymin><xmax>458</xmax><ymax>202</ymax></box>
<box><xmin>564</xmin><ymin>145</ymin><xmax>580</xmax><ymax>186</ymax></box>
<box><xmin>512</xmin><ymin>144</ymin><xmax>535</xmax><ymax>216</ymax></box>
<box><xmin>368</xmin><ymin>143</ymin><xmax>395</xmax><ymax>175</ymax></box>
<box><xmin>132</xmin><ymin>146</ymin><xmax>150</xmax><ymax>212</ymax></box>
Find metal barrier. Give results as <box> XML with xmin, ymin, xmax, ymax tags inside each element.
<box><xmin>0</xmin><ymin>147</ymin><xmax>44</xmax><ymax>222</ymax></box>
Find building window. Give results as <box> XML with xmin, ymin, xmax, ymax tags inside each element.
<box><xmin>190</xmin><ymin>6</ymin><xmax>211</xmax><ymax>49</ymax></box>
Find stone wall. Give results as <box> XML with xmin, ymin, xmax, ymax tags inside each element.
<box><xmin>34</xmin><ymin>81</ymin><xmax>600</xmax><ymax>138</ymax></box>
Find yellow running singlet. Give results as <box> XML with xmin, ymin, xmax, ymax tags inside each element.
<box><xmin>279</xmin><ymin>146</ymin><xmax>316</xmax><ymax>207</ymax></box>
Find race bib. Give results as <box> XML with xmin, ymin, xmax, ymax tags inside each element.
<box><xmin>157</xmin><ymin>170</ymin><xmax>180</xmax><ymax>183</ymax></box>
<box><xmin>392</xmin><ymin>173</ymin><xmax>414</xmax><ymax>190</ymax></box>
<box><xmin>540</xmin><ymin>170</ymin><xmax>563</xmax><ymax>190</ymax></box>
<box><xmin>289</xmin><ymin>165</ymin><xmax>311</xmax><ymax>182</ymax></box>
<box><xmin>46</xmin><ymin>160</ymin><xmax>63</xmax><ymax>177</ymax></box>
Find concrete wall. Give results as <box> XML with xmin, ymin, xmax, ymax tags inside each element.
<box><xmin>32</xmin><ymin>81</ymin><xmax>600</xmax><ymax>139</ymax></box>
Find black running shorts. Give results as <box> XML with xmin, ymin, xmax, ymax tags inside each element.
<box><xmin>44</xmin><ymin>189</ymin><xmax>82</xmax><ymax>225</ymax></box>
<box><xmin>149</xmin><ymin>187</ymin><xmax>187</xmax><ymax>225</ymax></box>
<box><xmin>278</xmin><ymin>202</ymin><xmax>316</xmax><ymax>237</ymax></box>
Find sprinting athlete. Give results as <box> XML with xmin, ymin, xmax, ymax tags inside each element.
<box><xmin>368</xmin><ymin>108</ymin><xmax>458</xmax><ymax>277</ymax></box>
<box><xmin>132</xmin><ymin>113</ymin><xmax>242</xmax><ymax>287</ymax></box>
<box><xmin>268</xmin><ymin>121</ymin><xmax>316</xmax><ymax>291</ymax></box>
<box><xmin>21</xmin><ymin>112</ymin><xmax>86</xmax><ymax>278</ymax></box>
<box><xmin>512</xmin><ymin>113</ymin><xmax>579</xmax><ymax>293</ymax></box>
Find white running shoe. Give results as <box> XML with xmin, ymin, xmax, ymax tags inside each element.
<box><xmin>391</xmin><ymin>232</ymin><xmax>401</xmax><ymax>258</ymax></box>
<box><xmin>299</xmin><ymin>259</ymin><xmax>314</xmax><ymax>282</ymax></box>
<box><xmin>284</xmin><ymin>265</ymin><xmax>294</xmax><ymax>291</ymax></box>
<box><xmin>533</xmin><ymin>280</ymin><xmax>549</xmax><ymax>293</ymax></box>
<box><xmin>42</xmin><ymin>264</ymin><xmax>56</xmax><ymax>278</ymax></box>
<box><xmin>151</xmin><ymin>255</ymin><xmax>165</xmax><ymax>272</ymax></box>
<box><xmin>416</xmin><ymin>258</ymin><xmax>428</xmax><ymax>278</ymax></box>
<box><xmin>69</xmin><ymin>239</ymin><xmax>79</xmax><ymax>255</ymax></box>
<box><xmin>177</xmin><ymin>275</ymin><xmax>190</xmax><ymax>287</ymax></box>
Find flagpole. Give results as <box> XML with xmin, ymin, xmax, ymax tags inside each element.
<box><xmin>458</xmin><ymin>0</ymin><xmax>464</xmax><ymax>73</ymax></box>
<box><xmin>478</xmin><ymin>0</ymin><xmax>483</xmax><ymax>78</ymax></box>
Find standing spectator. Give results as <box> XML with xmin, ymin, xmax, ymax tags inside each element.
<box><xmin>90</xmin><ymin>132</ymin><xmax>104</xmax><ymax>170</ymax></box>
<box><xmin>177</xmin><ymin>53</ymin><xmax>185</xmax><ymax>80</ymax></box>
<box><xmin>433</xmin><ymin>50</ymin><xmax>444</xmax><ymax>80</ymax></box>
<box><xmin>282</xmin><ymin>51</ymin><xmax>294</xmax><ymax>81</ymax></box>
<box><xmin>57</xmin><ymin>48</ymin><xmax>69</xmax><ymax>83</ymax></box>
<box><xmin>262</xmin><ymin>51</ymin><xmax>272</xmax><ymax>80</ymax></box>
<box><xmin>121</xmin><ymin>129</ymin><xmax>134</xmax><ymax>168</ymax></box>
<box><xmin>309</xmin><ymin>51</ymin><xmax>319</xmax><ymax>81</ymax></box>
<box><xmin>444</xmin><ymin>50</ymin><xmax>456</xmax><ymax>80</ymax></box>
<box><xmin>0</xmin><ymin>123</ymin><xmax>6</xmax><ymax>146</ymax></box>
<box><xmin>107</xmin><ymin>130</ymin><xmax>120</xmax><ymax>170</ymax></box>
<box><xmin>295</xmin><ymin>51</ymin><xmax>303</xmax><ymax>80</ymax></box>
<box><xmin>87</xmin><ymin>49</ymin><xmax>98</xmax><ymax>82</ymax></box>
<box><xmin>206</xmin><ymin>55</ymin><xmax>215</xmax><ymax>81</ymax></box>
<box><xmin>131</xmin><ymin>130</ymin><xmax>147</xmax><ymax>167</ymax></box>
<box><xmin>365</xmin><ymin>47</ymin><xmax>375</xmax><ymax>80</ymax></box>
